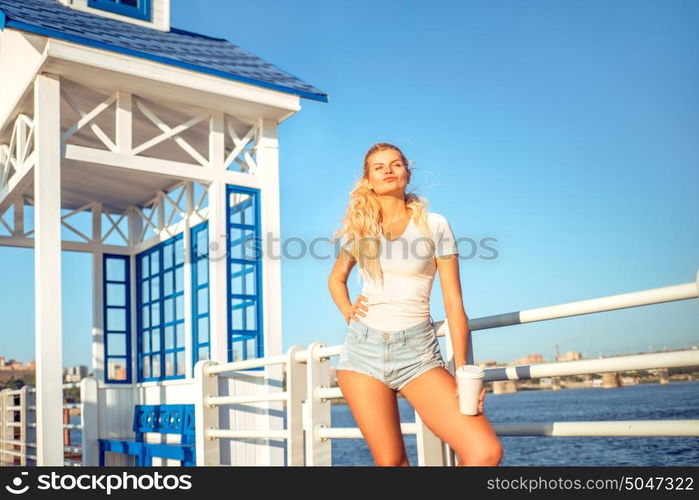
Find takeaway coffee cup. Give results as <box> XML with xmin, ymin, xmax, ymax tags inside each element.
<box><xmin>456</xmin><ymin>365</ymin><xmax>485</xmax><ymax>415</ymax></box>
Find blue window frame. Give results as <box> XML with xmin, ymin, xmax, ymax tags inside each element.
<box><xmin>104</xmin><ymin>254</ymin><xmax>131</xmax><ymax>383</ymax></box>
<box><xmin>192</xmin><ymin>221</ymin><xmax>210</xmax><ymax>375</ymax></box>
<box><xmin>88</xmin><ymin>0</ymin><xmax>152</xmax><ymax>22</ymax></box>
<box><xmin>227</xmin><ymin>186</ymin><xmax>263</xmax><ymax>369</ymax></box>
<box><xmin>136</xmin><ymin>234</ymin><xmax>185</xmax><ymax>381</ymax></box>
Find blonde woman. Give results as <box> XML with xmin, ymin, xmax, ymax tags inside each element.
<box><xmin>328</xmin><ymin>142</ymin><xmax>503</xmax><ymax>466</ymax></box>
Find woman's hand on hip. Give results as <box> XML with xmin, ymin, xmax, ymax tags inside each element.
<box><xmin>342</xmin><ymin>295</ymin><xmax>368</xmax><ymax>324</ymax></box>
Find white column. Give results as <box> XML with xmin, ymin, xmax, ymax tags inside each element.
<box><xmin>183</xmin><ymin>182</ymin><xmax>194</xmax><ymax>377</ymax></box>
<box><xmin>91</xmin><ymin>202</ymin><xmax>104</xmax><ymax>385</ymax></box>
<box><xmin>257</xmin><ymin>119</ymin><xmax>284</xmax><ymax>465</ymax></box>
<box><xmin>208</xmin><ymin>112</ymin><xmax>228</xmax><ymax>364</ymax></box>
<box><xmin>33</xmin><ymin>72</ymin><xmax>64</xmax><ymax>466</ymax></box>
<box><xmin>128</xmin><ymin>206</ymin><xmax>143</xmax><ymax>384</ymax></box>
<box><xmin>257</xmin><ymin>119</ymin><xmax>282</xmax><ymax>360</ymax></box>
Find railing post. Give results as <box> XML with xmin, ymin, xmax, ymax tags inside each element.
<box><xmin>438</xmin><ymin>317</ymin><xmax>475</xmax><ymax>466</ymax></box>
<box><xmin>0</xmin><ymin>388</ymin><xmax>8</xmax><ymax>465</ymax></box>
<box><xmin>19</xmin><ymin>385</ymin><xmax>29</xmax><ymax>466</ymax></box>
<box><xmin>80</xmin><ymin>376</ymin><xmax>99</xmax><ymax>465</ymax></box>
<box><xmin>286</xmin><ymin>345</ymin><xmax>307</xmax><ymax>466</ymax></box>
<box><xmin>304</xmin><ymin>342</ymin><xmax>332</xmax><ymax>466</ymax></box>
<box><xmin>415</xmin><ymin>413</ymin><xmax>446</xmax><ymax>466</ymax></box>
<box><xmin>195</xmin><ymin>360</ymin><xmax>220</xmax><ymax>465</ymax></box>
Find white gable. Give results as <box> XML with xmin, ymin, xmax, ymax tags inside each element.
<box><xmin>58</xmin><ymin>0</ymin><xmax>170</xmax><ymax>32</ymax></box>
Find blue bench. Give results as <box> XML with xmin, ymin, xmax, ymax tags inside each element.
<box><xmin>98</xmin><ymin>404</ymin><xmax>196</xmax><ymax>466</ymax></box>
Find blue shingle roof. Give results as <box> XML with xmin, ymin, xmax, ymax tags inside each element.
<box><xmin>0</xmin><ymin>0</ymin><xmax>328</xmax><ymax>103</ymax></box>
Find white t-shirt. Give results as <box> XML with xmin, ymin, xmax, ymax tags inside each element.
<box><xmin>342</xmin><ymin>212</ymin><xmax>459</xmax><ymax>331</ymax></box>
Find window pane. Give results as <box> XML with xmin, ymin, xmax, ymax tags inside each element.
<box><xmin>229</xmin><ymin>228</ymin><xmax>256</xmax><ymax>260</ymax></box>
<box><xmin>152</xmin><ymin>354</ymin><xmax>161</xmax><ymax>378</ymax></box>
<box><xmin>143</xmin><ymin>356</ymin><xmax>150</xmax><ymax>378</ymax></box>
<box><xmin>150</xmin><ymin>276</ymin><xmax>160</xmax><ymax>300</ymax></box>
<box><xmin>142</xmin><ymin>329</ymin><xmax>150</xmax><ymax>352</ymax></box>
<box><xmin>151</xmin><ymin>330</ymin><xmax>160</xmax><ymax>352</ymax></box>
<box><xmin>196</xmin><ymin>229</ymin><xmax>208</xmax><ymax>255</ymax></box>
<box><xmin>106</xmin><ymin>257</ymin><xmax>125</xmax><ymax>282</ymax></box>
<box><xmin>150</xmin><ymin>251</ymin><xmax>159</xmax><ymax>275</ymax></box>
<box><xmin>175</xmin><ymin>237</ymin><xmax>184</xmax><ymax>265</ymax></box>
<box><xmin>164</xmin><ymin>326</ymin><xmax>174</xmax><ymax>349</ymax></box>
<box><xmin>151</xmin><ymin>302</ymin><xmax>161</xmax><ymax>326</ymax></box>
<box><xmin>176</xmin><ymin>322</ymin><xmax>184</xmax><ymax>347</ymax></box>
<box><xmin>229</xmin><ymin>193</ymin><xmax>254</xmax><ymax>224</ymax></box>
<box><xmin>141</xmin><ymin>306</ymin><xmax>150</xmax><ymax>328</ymax></box>
<box><xmin>107</xmin><ymin>358</ymin><xmax>127</xmax><ymax>381</ymax></box>
<box><xmin>196</xmin><ymin>258</ymin><xmax>208</xmax><ymax>285</ymax></box>
<box><xmin>107</xmin><ymin>283</ymin><xmax>126</xmax><ymax>307</ymax></box>
<box><xmin>107</xmin><ymin>308</ymin><xmax>126</xmax><ymax>332</ymax></box>
<box><xmin>230</xmin><ymin>262</ymin><xmax>255</xmax><ymax>295</ymax></box>
<box><xmin>108</xmin><ymin>333</ymin><xmax>126</xmax><ymax>356</ymax></box>
<box><xmin>163</xmin><ymin>271</ymin><xmax>173</xmax><ymax>296</ymax></box>
<box><xmin>176</xmin><ymin>351</ymin><xmax>185</xmax><ymax>375</ymax></box>
<box><xmin>197</xmin><ymin>288</ymin><xmax>209</xmax><ymax>314</ymax></box>
<box><xmin>165</xmin><ymin>353</ymin><xmax>174</xmax><ymax>376</ymax></box>
<box><xmin>246</xmin><ymin>337</ymin><xmax>257</xmax><ymax>359</ymax></box>
<box><xmin>175</xmin><ymin>266</ymin><xmax>184</xmax><ymax>292</ymax></box>
<box><xmin>164</xmin><ymin>298</ymin><xmax>174</xmax><ymax>323</ymax></box>
<box><xmin>231</xmin><ymin>298</ymin><xmax>256</xmax><ymax>330</ymax></box>
<box><xmin>163</xmin><ymin>242</ymin><xmax>173</xmax><ymax>269</ymax></box>
<box><xmin>197</xmin><ymin>317</ymin><xmax>209</xmax><ymax>343</ymax></box>
<box><xmin>175</xmin><ymin>294</ymin><xmax>184</xmax><ymax>320</ymax></box>
<box><xmin>140</xmin><ymin>254</ymin><xmax>149</xmax><ymax>277</ymax></box>
<box><xmin>198</xmin><ymin>346</ymin><xmax>209</xmax><ymax>362</ymax></box>
<box><xmin>141</xmin><ymin>279</ymin><xmax>150</xmax><ymax>304</ymax></box>
<box><xmin>231</xmin><ymin>341</ymin><xmax>243</xmax><ymax>362</ymax></box>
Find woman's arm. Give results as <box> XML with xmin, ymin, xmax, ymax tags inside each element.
<box><xmin>435</xmin><ymin>253</ymin><xmax>469</xmax><ymax>368</ymax></box>
<box><xmin>328</xmin><ymin>249</ymin><xmax>360</xmax><ymax>322</ymax></box>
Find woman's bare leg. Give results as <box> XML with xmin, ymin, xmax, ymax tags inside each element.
<box><xmin>399</xmin><ymin>366</ymin><xmax>503</xmax><ymax>466</ymax></box>
<box><xmin>337</xmin><ymin>369</ymin><xmax>409</xmax><ymax>466</ymax></box>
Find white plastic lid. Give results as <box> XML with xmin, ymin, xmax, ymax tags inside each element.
<box><xmin>455</xmin><ymin>365</ymin><xmax>485</xmax><ymax>379</ymax></box>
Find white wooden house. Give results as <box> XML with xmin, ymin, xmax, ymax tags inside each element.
<box><xmin>0</xmin><ymin>0</ymin><xmax>326</xmax><ymax>466</ymax></box>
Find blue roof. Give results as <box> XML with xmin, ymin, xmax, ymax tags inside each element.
<box><xmin>0</xmin><ymin>0</ymin><xmax>328</xmax><ymax>103</ymax></box>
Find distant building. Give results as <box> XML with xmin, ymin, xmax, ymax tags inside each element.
<box><xmin>513</xmin><ymin>353</ymin><xmax>544</xmax><ymax>365</ymax></box>
<box><xmin>0</xmin><ymin>357</ymin><xmax>35</xmax><ymax>383</ymax></box>
<box><xmin>556</xmin><ymin>351</ymin><xmax>582</xmax><ymax>362</ymax></box>
<box><xmin>64</xmin><ymin>365</ymin><xmax>89</xmax><ymax>383</ymax></box>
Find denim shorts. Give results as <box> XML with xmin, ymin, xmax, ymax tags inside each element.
<box><xmin>335</xmin><ymin>315</ymin><xmax>447</xmax><ymax>391</ymax></box>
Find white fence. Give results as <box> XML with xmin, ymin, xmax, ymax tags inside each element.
<box><xmin>2</xmin><ymin>271</ymin><xmax>698</xmax><ymax>466</ymax></box>
<box><xmin>0</xmin><ymin>380</ymin><xmax>94</xmax><ymax>466</ymax></box>
<box><xmin>194</xmin><ymin>270</ymin><xmax>699</xmax><ymax>466</ymax></box>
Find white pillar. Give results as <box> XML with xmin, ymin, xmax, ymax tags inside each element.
<box><xmin>257</xmin><ymin>118</ymin><xmax>284</xmax><ymax>465</ymax></box>
<box><xmin>91</xmin><ymin>202</ymin><xmax>104</xmax><ymax>384</ymax></box>
<box><xmin>33</xmin><ymin>72</ymin><xmax>64</xmax><ymax>465</ymax></box>
<box><xmin>208</xmin><ymin>112</ymin><xmax>228</xmax><ymax>364</ymax></box>
<box><xmin>258</xmin><ymin>118</ymin><xmax>282</xmax><ymax>360</ymax></box>
<box><xmin>183</xmin><ymin>182</ymin><xmax>194</xmax><ymax>377</ymax></box>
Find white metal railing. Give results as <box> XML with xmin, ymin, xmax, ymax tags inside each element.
<box><xmin>194</xmin><ymin>269</ymin><xmax>699</xmax><ymax>466</ymax></box>
<box><xmin>0</xmin><ymin>379</ymin><xmax>91</xmax><ymax>466</ymax></box>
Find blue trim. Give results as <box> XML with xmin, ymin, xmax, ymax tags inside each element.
<box><xmin>103</xmin><ymin>254</ymin><xmax>132</xmax><ymax>384</ymax></box>
<box><xmin>88</xmin><ymin>0</ymin><xmax>151</xmax><ymax>22</ymax></box>
<box><xmin>0</xmin><ymin>10</ymin><xmax>6</xmax><ymax>31</ymax></box>
<box><xmin>136</xmin><ymin>233</ymin><xmax>186</xmax><ymax>382</ymax></box>
<box><xmin>0</xmin><ymin>19</ymin><xmax>328</xmax><ymax>103</ymax></box>
<box><xmin>226</xmin><ymin>185</ymin><xmax>263</xmax><ymax>371</ymax></box>
<box><xmin>191</xmin><ymin>221</ymin><xmax>211</xmax><ymax>377</ymax></box>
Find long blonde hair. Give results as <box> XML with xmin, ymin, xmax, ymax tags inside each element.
<box><xmin>333</xmin><ymin>142</ymin><xmax>434</xmax><ymax>286</ymax></box>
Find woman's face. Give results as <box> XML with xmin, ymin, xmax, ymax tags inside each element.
<box><xmin>366</xmin><ymin>149</ymin><xmax>409</xmax><ymax>195</ymax></box>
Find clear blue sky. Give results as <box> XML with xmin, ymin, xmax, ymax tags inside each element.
<box><xmin>1</xmin><ymin>0</ymin><xmax>697</xmax><ymax>368</ymax></box>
